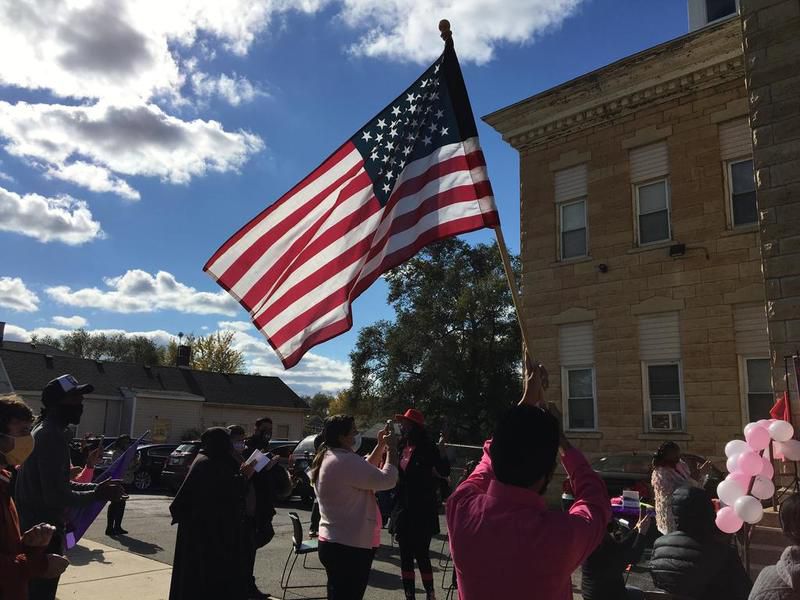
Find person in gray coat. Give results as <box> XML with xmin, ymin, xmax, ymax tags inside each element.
<box><xmin>750</xmin><ymin>495</ymin><xmax>800</xmax><ymax>600</ymax></box>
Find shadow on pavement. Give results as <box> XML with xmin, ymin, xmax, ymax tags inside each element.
<box><xmin>114</xmin><ymin>535</ymin><xmax>165</xmax><ymax>555</ymax></box>
<box><xmin>67</xmin><ymin>545</ymin><xmax>111</xmax><ymax>566</ymax></box>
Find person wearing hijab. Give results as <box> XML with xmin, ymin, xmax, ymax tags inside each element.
<box><xmin>310</xmin><ymin>415</ymin><xmax>398</xmax><ymax>600</ymax></box>
<box><xmin>391</xmin><ymin>409</ymin><xmax>450</xmax><ymax>600</ymax></box>
<box><xmin>168</xmin><ymin>427</ymin><xmax>251</xmax><ymax>600</ymax></box>
<box><xmin>650</xmin><ymin>486</ymin><xmax>751</xmax><ymax>599</ymax></box>
<box><xmin>750</xmin><ymin>494</ymin><xmax>800</xmax><ymax>600</ymax></box>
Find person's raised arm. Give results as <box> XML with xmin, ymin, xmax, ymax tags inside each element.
<box><xmin>549</xmin><ymin>403</ymin><xmax>611</xmax><ymax>569</ymax></box>
<box><xmin>366</xmin><ymin>423</ymin><xmax>390</xmax><ymax>468</ymax></box>
<box><xmin>349</xmin><ymin>431</ymin><xmax>398</xmax><ymax>491</ymax></box>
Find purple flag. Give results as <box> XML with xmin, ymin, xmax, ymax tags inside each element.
<box><xmin>65</xmin><ymin>432</ymin><xmax>148</xmax><ymax>549</ymax></box>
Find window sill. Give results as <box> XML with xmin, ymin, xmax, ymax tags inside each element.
<box><xmin>549</xmin><ymin>256</ymin><xmax>593</xmax><ymax>267</ymax></box>
<box><xmin>566</xmin><ymin>431</ymin><xmax>603</xmax><ymax>439</ymax></box>
<box><xmin>626</xmin><ymin>241</ymin><xmax>674</xmax><ymax>255</ymax></box>
<box><xmin>721</xmin><ymin>225</ymin><xmax>758</xmax><ymax>237</ymax></box>
<box><xmin>638</xmin><ymin>432</ymin><xmax>692</xmax><ymax>441</ymax></box>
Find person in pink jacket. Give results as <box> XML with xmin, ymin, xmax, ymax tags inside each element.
<box><xmin>447</xmin><ymin>362</ymin><xmax>611</xmax><ymax>600</ymax></box>
<box><xmin>310</xmin><ymin>415</ymin><xmax>398</xmax><ymax>600</ymax></box>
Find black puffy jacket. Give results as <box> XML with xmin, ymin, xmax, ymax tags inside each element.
<box><xmin>649</xmin><ymin>486</ymin><xmax>752</xmax><ymax>600</ymax></box>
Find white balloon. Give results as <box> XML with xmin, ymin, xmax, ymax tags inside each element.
<box><xmin>769</xmin><ymin>421</ymin><xmax>795</xmax><ymax>443</ymax></box>
<box><xmin>752</xmin><ymin>476</ymin><xmax>776</xmax><ymax>500</ymax></box>
<box><xmin>744</xmin><ymin>422</ymin><xmax>759</xmax><ymax>437</ymax></box>
<box><xmin>735</xmin><ymin>495</ymin><xmax>764</xmax><ymax>524</ymax></box>
<box><xmin>717</xmin><ymin>478</ymin><xmax>746</xmax><ymax>506</ymax></box>
<box><xmin>725</xmin><ymin>440</ymin><xmax>750</xmax><ymax>458</ymax></box>
<box><xmin>726</xmin><ymin>455</ymin><xmax>739</xmax><ymax>473</ymax></box>
<box><xmin>779</xmin><ymin>439</ymin><xmax>800</xmax><ymax>461</ymax></box>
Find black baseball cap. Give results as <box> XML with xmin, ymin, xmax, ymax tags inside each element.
<box><xmin>42</xmin><ymin>374</ymin><xmax>94</xmax><ymax>406</ymax></box>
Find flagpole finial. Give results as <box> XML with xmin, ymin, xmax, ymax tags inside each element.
<box><xmin>439</xmin><ymin>19</ymin><xmax>453</xmax><ymax>46</ymax></box>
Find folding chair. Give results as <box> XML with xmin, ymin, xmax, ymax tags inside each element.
<box><xmin>279</xmin><ymin>512</ymin><xmax>326</xmax><ymax>600</ymax></box>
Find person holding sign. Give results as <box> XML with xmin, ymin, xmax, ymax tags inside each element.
<box><xmin>446</xmin><ymin>361</ymin><xmax>611</xmax><ymax>600</ymax></box>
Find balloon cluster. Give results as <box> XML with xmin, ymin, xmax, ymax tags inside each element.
<box><xmin>716</xmin><ymin>419</ymin><xmax>796</xmax><ymax>534</ymax></box>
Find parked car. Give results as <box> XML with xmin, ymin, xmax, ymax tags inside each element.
<box><xmin>69</xmin><ymin>436</ymin><xmax>118</xmax><ymax>467</ymax></box>
<box><xmin>162</xmin><ymin>441</ymin><xmax>202</xmax><ymax>493</ymax></box>
<box><xmin>94</xmin><ymin>443</ymin><xmax>179</xmax><ymax>492</ymax></box>
<box><xmin>561</xmin><ymin>452</ymin><xmax>725</xmax><ymax>511</ymax></box>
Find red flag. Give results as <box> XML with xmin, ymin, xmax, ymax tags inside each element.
<box><xmin>771</xmin><ymin>390</ymin><xmax>792</xmax><ymax>422</ymax></box>
<box><xmin>205</xmin><ymin>43</ymin><xmax>498</xmax><ymax>368</ymax></box>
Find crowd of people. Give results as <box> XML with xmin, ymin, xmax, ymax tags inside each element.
<box><xmin>3</xmin><ymin>366</ymin><xmax>800</xmax><ymax>599</ymax></box>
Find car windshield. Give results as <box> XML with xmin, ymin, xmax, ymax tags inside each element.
<box><xmin>174</xmin><ymin>444</ymin><xmax>197</xmax><ymax>453</ymax></box>
<box><xmin>293</xmin><ymin>436</ymin><xmax>317</xmax><ymax>456</ymax></box>
<box><xmin>592</xmin><ymin>454</ymin><xmax>652</xmax><ymax>474</ymax></box>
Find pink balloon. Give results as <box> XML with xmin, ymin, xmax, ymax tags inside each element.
<box><xmin>746</xmin><ymin>425</ymin><xmax>771</xmax><ymax>451</ymax></box>
<box><xmin>760</xmin><ymin>458</ymin><xmax>775</xmax><ymax>479</ymax></box>
<box><xmin>729</xmin><ymin>471</ymin><xmax>751</xmax><ymax>490</ymax></box>
<box><xmin>739</xmin><ymin>451</ymin><xmax>763</xmax><ymax>477</ymax></box>
<box><xmin>716</xmin><ymin>505</ymin><xmax>744</xmax><ymax>534</ymax></box>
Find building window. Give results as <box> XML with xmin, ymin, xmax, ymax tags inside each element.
<box><xmin>644</xmin><ymin>362</ymin><xmax>684</xmax><ymax>431</ymax></box>
<box><xmin>636</xmin><ymin>179</ymin><xmax>671</xmax><ymax>245</ymax></box>
<box><xmin>706</xmin><ymin>0</ymin><xmax>737</xmax><ymax>21</ymax></box>
<box><xmin>559</xmin><ymin>199</ymin><xmax>587</xmax><ymax>259</ymax></box>
<box><xmin>728</xmin><ymin>158</ymin><xmax>757</xmax><ymax>227</ymax></box>
<box><xmin>563</xmin><ymin>367</ymin><xmax>596</xmax><ymax>430</ymax></box>
<box><xmin>744</xmin><ymin>358</ymin><xmax>773</xmax><ymax>421</ymax></box>
<box><xmin>277</xmin><ymin>424</ymin><xmax>291</xmax><ymax>439</ymax></box>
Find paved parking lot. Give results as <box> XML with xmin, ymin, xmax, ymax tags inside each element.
<box><xmin>77</xmin><ymin>492</ymin><xmax>657</xmax><ymax>599</ymax></box>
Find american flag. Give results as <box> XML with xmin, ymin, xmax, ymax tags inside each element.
<box><xmin>204</xmin><ymin>43</ymin><xmax>499</xmax><ymax>368</ymax></box>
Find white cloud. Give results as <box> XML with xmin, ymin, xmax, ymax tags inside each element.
<box><xmin>52</xmin><ymin>315</ymin><xmax>88</xmax><ymax>328</ymax></box>
<box><xmin>339</xmin><ymin>0</ymin><xmax>585</xmax><ymax>64</ymax></box>
<box><xmin>0</xmin><ymin>171</ymin><xmax>13</xmax><ymax>183</ymax></box>
<box><xmin>218</xmin><ymin>320</ymin><xmax>254</xmax><ymax>332</ymax></box>
<box><xmin>46</xmin><ymin>269</ymin><xmax>240</xmax><ymax>316</ymax></box>
<box><xmin>0</xmin><ymin>186</ymin><xmax>104</xmax><ymax>245</ymax></box>
<box><xmin>0</xmin><ymin>277</ymin><xmax>40</xmax><ymax>312</ymax></box>
<box><xmin>190</xmin><ymin>72</ymin><xmax>266</xmax><ymax>107</ymax></box>
<box><xmin>4</xmin><ymin>322</ymin><xmax>350</xmax><ymax>395</ymax></box>
<box><xmin>45</xmin><ymin>162</ymin><xmax>140</xmax><ymax>201</ymax></box>
<box><xmin>0</xmin><ymin>101</ymin><xmax>263</xmax><ymax>191</ymax></box>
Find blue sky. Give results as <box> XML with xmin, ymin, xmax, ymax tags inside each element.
<box><xmin>0</xmin><ymin>0</ymin><xmax>688</xmax><ymax>395</ymax></box>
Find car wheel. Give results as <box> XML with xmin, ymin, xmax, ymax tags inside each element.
<box><xmin>134</xmin><ymin>470</ymin><xmax>152</xmax><ymax>491</ymax></box>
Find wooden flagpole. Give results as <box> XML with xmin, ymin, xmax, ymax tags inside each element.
<box><xmin>439</xmin><ymin>20</ymin><xmax>533</xmax><ymax>359</ymax></box>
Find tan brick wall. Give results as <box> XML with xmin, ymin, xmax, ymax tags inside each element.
<box><xmin>519</xmin><ymin>75</ymin><xmax>759</xmax><ymax>460</ymax></box>
<box><xmin>741</xmin><ymin>0</ymin><xmax>800</xmax><ymax>416</ymax></box>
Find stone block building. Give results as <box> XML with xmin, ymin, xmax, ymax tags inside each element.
<box><xmin>485</xmin><ymin>7</ymin><xmax>775</xmax><ymax>459</ymax></box>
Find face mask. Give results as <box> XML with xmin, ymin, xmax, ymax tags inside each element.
<box><xmin>55</xmin><ymin>404</ymin><xmax>83</xmax><ymax>425</ymax></box>
<box><xmin>0</xmin><ymin>433</ymin><xmax>35</xmax><ymax>466</ymax></box>
<box><xmin>233</xmin><ymin>441</ymin><xmax>246</xmax><ymax>453</ymax></box>
<box><xmin>351</xmin><ymin>433</ymin><xmax>363</xmax><ymax>453</ymax></box>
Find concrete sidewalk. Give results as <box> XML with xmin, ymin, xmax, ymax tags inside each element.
<box><xmin>58</xmin><ymin>539</ymin><xmax>172</xmax><ymax>599</ymax></box>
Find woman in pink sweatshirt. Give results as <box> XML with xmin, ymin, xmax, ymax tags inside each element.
<box><xmin>310</xmin><ymin>415</ymin><xmax>398</xmax><ymax>600</ymax></box>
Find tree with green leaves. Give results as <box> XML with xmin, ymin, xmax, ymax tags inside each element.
<box><xmin>163</xmin><ymin>331</ymin><xmax>246</xmax><ymax>373</ymax></box>
<box><xmin>349</xmin><ymin>238</ymin><xmax>523</xmax><ymax>442</ymax></box>
<box><xmin>32</xmin><ymin>329</ymin><xmax>164</xmax><ymax>365</ymax></box>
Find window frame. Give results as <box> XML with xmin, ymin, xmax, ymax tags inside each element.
<box><xmin>277</xmin><ymin>424</ymin><xmax>291</xmax><ymax>440</ymax></box>
<box><xmin>561</xmin><ymin>365</ymin><xmax>597</xmax><ymax>432</ymax></box>
<box><xmin>705</xmin><ymin>0</ymin><xmax>738</xmax><ymax>24</ymax></box>
<box><xmin>634</xmin><ymin>177</ymin><xmax>672</xmax><ymax>247</ymax></box>
<box><xmin>725</xmin><ymin>157</ymin><xmax>757</xmax><ymax>229</ymax></box>
<box><xmin>738</xmin><ymin>355</ymin><xmax>774</xmax><ymax>424</ymax></box>
<box><xmin>558</xmin><ymin>197</ymin><xmax>588</xmax><ymax>261</ymax></box>
<box><xmin>642</xmin><ymin>360</ymin><xmax>686</xmax><ymax>433</ymax></box>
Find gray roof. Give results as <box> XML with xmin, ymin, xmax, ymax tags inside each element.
<box><xmin>0</xmin><ymin>347</ymin><xmax>308</xmax><ymax>410</ymax></box>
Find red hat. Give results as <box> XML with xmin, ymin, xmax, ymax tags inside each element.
<box><xmin>395</xmin><ymin>408</ymin><xmax>425</xmax><ymax>428</ymax></box>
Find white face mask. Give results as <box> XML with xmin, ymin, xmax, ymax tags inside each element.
<box><xmin>351</xmin><ymin>433</ymin><xmax>362</xmax><ymax>453</ymax></box>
